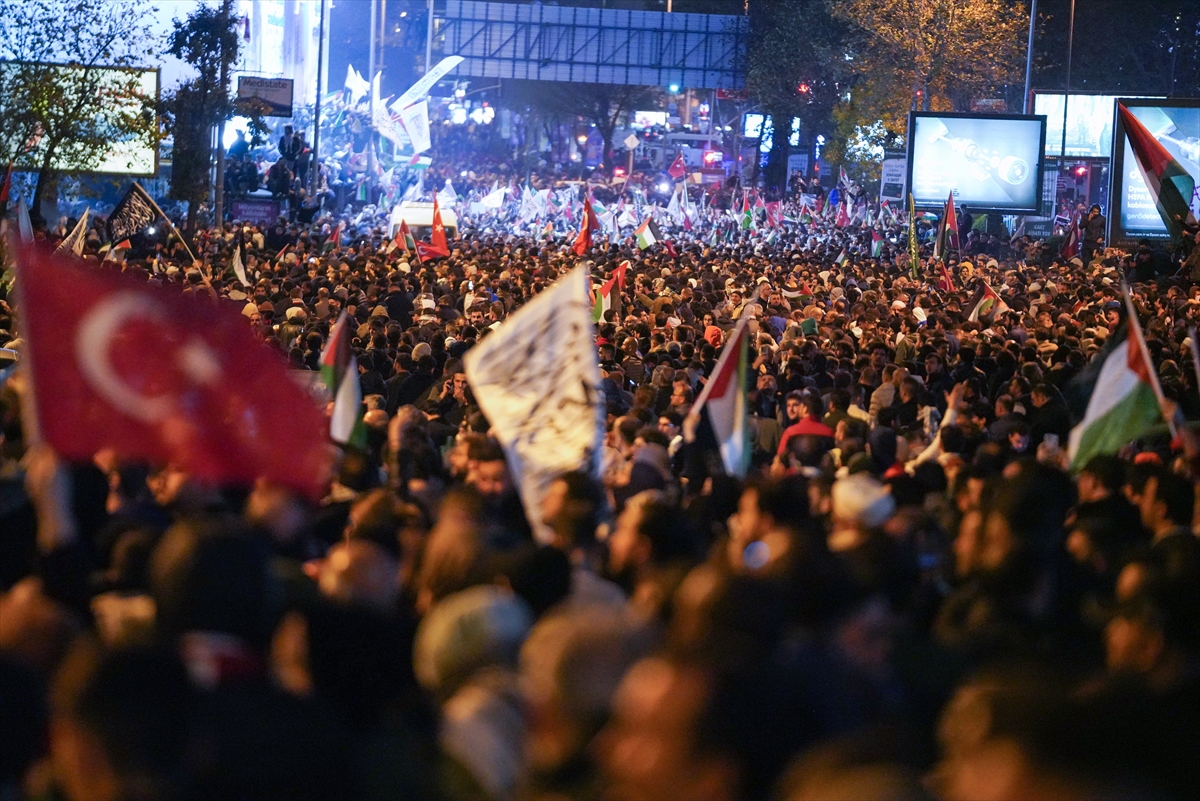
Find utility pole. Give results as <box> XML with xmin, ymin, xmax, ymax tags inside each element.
<box><xmin>425</xmin><ymin>0</ymin><xmax>434</xmax><ymax>75</ymax></box>
<box><xmin>379</xmin><ymin>0</ymin><xmax>387</xmax><ymax>71</ymax></box>
<box><xmin>214</xmin><ymin>0</ymin><xmax>233</xmax><ymax>230</ymax></box>
<box><xmin>1023</xmin><ymin>0</ymin><xmax>1037</xmax><ymax>113</ymax></box>
<box><xmin>367</xmin><ymin>0</ymin><xmax>378</xmax><ymax>197</ymax></box>
<box><xmin>1060</xmin><ymin>0</ymin><xmax>1075</xmax><ymax>161</ymax></box>
<box><xmin>311</xmin><ymin>0</ymin><xmax>326</xmax><ymax>197</ymax></box>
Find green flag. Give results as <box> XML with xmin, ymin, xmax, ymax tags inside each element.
<box><xmin>908</xmin><ymin>194</ymin><xmax>920</xmax><ymax>279</ymax></box>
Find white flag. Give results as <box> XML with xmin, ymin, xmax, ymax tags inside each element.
<box><xmin>370</xmin><ymin>72</ymin><xmax>408</xmax><ymax>149</ymax></box>
<box><xmin>231</xmin><ymin>244</ymin><xmax>249</xmax><ymax>287</ymax></box>
<box><xmin>389</xmin><ymin>56</ymin><xmax>465</xmax><ymax>114</ymax></box>
<box><xmin>398</xmin><ymin>100</ymin><xmax>432</xmax><ymax>154</ymax></box>
<box><xmin>344</xmin><ymin>64</ymin><xmax>370</xmax><ymax>106</ymax></box>
<box><xmin>16</xmin><ymin>198</ymin><xmax>33</xmax><ymax>243</ymax></box>
<box><xmin>463</xmin><ymin>267</ymin><xmax>605</xmax><ymax>542</ymax></box>
<box><xmin>55</xmin><ymin>208</ymin><xmax>89</xmax><ymax>255</ymax></box>
<box><xmin>437</xmin><ymin>179</ymin><xmax>458</xmax><ymax>207</ymax></box>
<box><xmin>481</xmin><ymin>186</ymin><xmax>506</xmax><ymax>209</ymax></box>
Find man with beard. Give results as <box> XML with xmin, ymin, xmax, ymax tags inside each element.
<box><xmin>604</xmin><ymin>490</ymin><xmax>698</xmax><ymax>623</ymax></box>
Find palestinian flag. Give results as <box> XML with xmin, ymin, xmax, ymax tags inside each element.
<box><xmin>635</xmin><ymin>217</ymin><xmax>663</xmax><ymax>249</ymax></box>
<box><xmin>399</xmin><ymin>219</ymin><xmax>416</xmax><ymax>251</ymax></box>
<box><xmin>686</xmin><ymin>307</ymin><xmax>753</xmax><ymax>478</ymax></box>
<box><xmin>101</xmin><ymin>239</ymin><xmax>132</xmax><ymax>263</ymax></box>
<box><xmin>835</xmin><ymin>250</ymin><xmax>848</xmax><ymax>267</ymax></box>
<box><xmin>319</xmin><ymin>312</ymin><xmax>367</xmax><ymax>449</ymax></box>
<box><xmin>871</xmin><ymin>230</ymin><xmax>884</xmax><ymax>258</ymax></box>
<box><xmin>231</xmin><ymin>244</ymin><xmax>250</xmax><ymax>287</ymax></box>
<box><xmin>967</xmin><ymin>280</ymin><xmax>1008</xmax><ymax>322</ymax></box>
<box><xmin>740</xmin><ymin>194</ymin><xmax>753</xmax><ymax>230</ymax></box>
<box><xmin>326</xmin><ymin>222</ymin><xmax>344</xmax><ymax>251</ymax></box>
<box><xmin>592</xmin><ymin>274</ymin><xmax>619</xmax><ymax>322</ymax></box>
<box><xmin>542</xmin><ymin>221</ymin><xmax>555</xmax><ymax>238</ymax></box>
<box><xmin>1118</xmin><ymin>103</ymin><xmax>1197</xmax><ymax>241</ymax></box>
<box><xmin>933</xmin><ymin>192</ymin><xmax>958</xmax><ymax>260</ymax></box>
<box><xmin>1067</xmin><ymin>290</ymin><xmax>1165</xmax><ymax>470</ymax></box>
<box><xmin>409</xmin><ymin>154</ymin><xmax>433</xmax><ymax>169</ymax></box>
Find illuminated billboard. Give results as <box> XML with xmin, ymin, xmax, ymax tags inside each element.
<box><xmin>906</xmin><ymin>112</ymin><xmax>1046</xmax><ymax>213</ymax></box>
<box><xmin>3</xmin><ymin>64</ymin><xmax>159</xmax><ymax>176</ymax></box>
<box><xmin>1034</xmin><ymin>92</ymin><xmax>1159</xmax><ymax>158</ymax></box>
<box><xmin>1108</xmin><ymin>99</ymin><xmax>1200</xmax><ymax>248</ymax></box>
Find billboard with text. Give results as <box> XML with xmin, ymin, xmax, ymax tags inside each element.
<box><xmin>906</xmin><ymin>112</ymin><xmax>1046</xmax><ymax>213</ymax></box>
<box><xmin>1108</xmin><ymin>99</ymin><xmax>1200</xmax><ymax>248</ymax></box>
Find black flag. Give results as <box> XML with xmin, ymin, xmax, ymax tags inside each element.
<box><xmin>106</xmin><ymin>183</ymin><xmax>158</xmax><ymax>243</ymax></box>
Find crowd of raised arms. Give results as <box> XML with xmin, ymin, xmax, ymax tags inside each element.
<box><xmin>2</xmin><ymin>158</ymin><xmax>1200</xmax><ymax>801</ymax></box>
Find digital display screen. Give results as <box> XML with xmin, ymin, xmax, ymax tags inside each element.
<box><xmin>3</xmin><ymin>64</ymin><xmax>159</xmax><ymax>176</ymax></box>
<box><xmin>1034</xmin><ymin>93</ymin><xmax>1154</xmax><ymax>158</ymax></box>
<box><xmin>1109</xmin><ymin>100</ymin><xmax>1200</xmax><ymax>246</ymax></box>
<box><xmin>907</xmin><ymin>112</ymin><xmax>1046</xmax><ymax>213</ymax></box>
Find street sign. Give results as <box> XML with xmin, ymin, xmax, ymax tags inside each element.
<box><xmin>624</xmin><ymin>134</ymin><xmax>640</xmax><ymax>150</ymax></box>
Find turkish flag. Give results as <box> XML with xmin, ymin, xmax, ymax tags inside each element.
<box><xmin>430</xmin><ymin>197</ymin><xmax>450</xmax><ymax>256</ymax></box>
<box><xmin>667</xmin><ymin>154</ymin><xmax>686</xmax><ymax>179</ymax></box>
<box><xmin>18</xmin><ymin>245</ymin><xmax>331</xmax><ymax>499</ymax></box>
<box><xmin>572</xmin><ymin>195</ymin><xmax>600</xmax><ymax>256</ymax></box>
<box><xmin>415</xmin><ymin>241</ymin><xmax>447</xmax><ymax>263</ymax></box>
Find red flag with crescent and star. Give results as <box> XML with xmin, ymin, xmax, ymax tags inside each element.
<box><xmin>430</xmin><ymin>196</ymin><xmax>450</xmax><ymax>256</ymax></box>
<box><xmin>17</xmin><ymin>245</ymin><xmax>331</xmax><ymax>499</ymax></box>
<box><xmin>572</xmin><ymin>195</ymin><xmax>600</xmax><ymax>256</ymax></box>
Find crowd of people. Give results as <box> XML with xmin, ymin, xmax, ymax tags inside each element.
<box><xmin>2</xmin><ymin>168</ymin><xmax>1200</xmax><ymax>801</ymax></box>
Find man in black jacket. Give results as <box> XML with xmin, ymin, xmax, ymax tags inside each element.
<box><xmin>1082</xmin><ymin>204</ymin><xmax>1106</xmax><ymax>265</ymax></box>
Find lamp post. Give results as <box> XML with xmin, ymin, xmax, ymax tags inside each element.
<box><xmin>311</xmin><ymin>0</ymin><xmax>326</xmax><ymax>197</ymax></box>
<box><xmin>1060</xmin><ymin>0</ymin><xmax>1075</xmax><ymax>161</ymax></box>
<box><xmin>1023</xmin><ymin>0</ymin><xmax>1037</xmax><ymax>113</ymax></box>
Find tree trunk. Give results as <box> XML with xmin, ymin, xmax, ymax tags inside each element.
<box><xmin>598</xmin><ymin>121</ymin><xmax>615</xmax><ymax>175</ymax></box>
<box><xmin>32</xmin><ymin>147</ymin><xmax>57</xmax><ymax>226</ymax></box>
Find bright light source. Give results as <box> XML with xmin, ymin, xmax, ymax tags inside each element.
<box><xmin>147</xmin><ymin>226</ymin><xmax>156</xmax><ymax>235</ymax></box>
<box><xmin>702</xmin><ymin>150</ymin><xmax>722</xmax><ymax>166</ymax></box>
<box><xmin>577</xmin><ymin>135</ymin><xmax>589</xmax><ymax>144</ymax></box>
<box><xmin>450</xmin><ymin>106</ymin><xmax>468</xmax><ymax>124</ymax></box>
<box><xmin>669</xmin><ymin>83</ymin><xmax>680</xmax><ymax>93</ymax></box>
<box><xmin>222</xmin><ymin>117</ymin><xmax>252</xmax><ymax>150</ymax></box>
<box><xmin>613</xmin><ymin>166</ymin><xmax>626</xmax><ymax>177</ymax></box>
<box><xmin>657</xmin><ymin>181</ymin><xmax>671</xmax><ymax>193</ymax></box>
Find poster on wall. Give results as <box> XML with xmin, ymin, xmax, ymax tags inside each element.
<box><xmin>236</xmin><ymin>76</ymin><xmax>294</xmax><ymax>117</ymax></box>
<box><xmin>879</xmin><ymin>149</ymin><xmax>907</xmax><ymax>203</ymax></box>
<box><xmin>1107</xmin><ymin>99</ymin><xmax>1200</xmax><ymax>248</ymax></box>
<box><xmin>906</xmin><ymin>112</ymin><xmax>1046</xmax><ymax>213</ymax></box>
